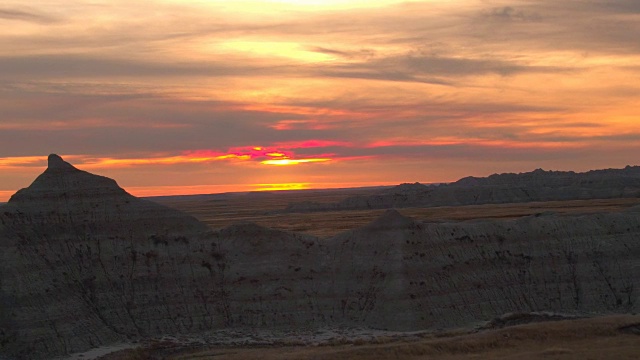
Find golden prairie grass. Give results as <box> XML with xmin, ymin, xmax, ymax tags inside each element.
<box><xmin>152</xmin><ymin>192</ymin><xmax>640</xmax><ymax>238</ymax></box>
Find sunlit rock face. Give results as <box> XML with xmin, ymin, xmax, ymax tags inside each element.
<box><xmin>0</xmin><ymin>155</ymin><xmax>225</xmax><ymax>358</ymax></box>
<box><xmin>1</xmin><ymin>155</ymin><xmax>639</xmax><ymax>359</ymax></box>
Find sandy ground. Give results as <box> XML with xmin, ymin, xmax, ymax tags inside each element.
<box><xmin>89</xmin><ymin>327</ymin><xmax>433</xmax><ymax>359</ymax></box>
<box><xmin>95</xmin><ymin>314</ymin><xmax>639</xmax><ymax>360</ymax></box>
<box><xmin>60</xmin><ymin>343</ymin><xmax>138</xmax><ymax>360</ymax></box>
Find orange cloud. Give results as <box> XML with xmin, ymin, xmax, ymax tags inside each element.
<box><xmin>266</xmin><ymin>152</ymin><xmax>287</xmax><ymax>157</ymax></box>
<box><xmin>238</xmin><ymin>104</ymin><xmax>357</xmax><ymax>117</ymax></box>
<box><xmin>9</xmin><ymin>145</ymin><xmax>338</xmax><ymax>171</ymax></box>
<box><xmin>0</xmin><ymin>119</ymin><xmax>189</xmax><ymax>130</ymax></box>
<box><xmin>87</xmin><ymin>153</ymin><xmax>251</xmax><ymax>167</ymax></box>
<box><xmin>261</xmin><ymin>158</ymin><xmax>332</xmax><ymax>165</ymax></box>
<box><xmin>0</xmin><ymin>155</ymin><xmax>47</xmax><ymax>167</ymax></box>
<box><xmin>366</xmin><ymin>137</ymin><xmax>587</xmax><ymax>150</ymax></box>
<box><xmin>273</xmin><ymin>139</ymin><xmax>353</xmax><ymax>148</ymax></box>
<box><xmin>269</xmin><ymin>119</ymin><xmax>334</xmax><ymax>130</ymax></box>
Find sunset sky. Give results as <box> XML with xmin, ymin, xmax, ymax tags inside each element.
<box><xmin>1</xmin><ymin>0</ymin><xmax>639</xmax><ymax>200</ymax></box>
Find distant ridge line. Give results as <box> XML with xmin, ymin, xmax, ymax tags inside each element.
<box><xmin>283</xmin><ymin>165</ymin><xmax>640</xmax><ymax>213</ymax></box>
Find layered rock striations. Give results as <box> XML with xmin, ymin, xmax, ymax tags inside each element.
<box><xmin>331</xmin><ymin>209</ymin><xmax>640</xmax><ymax>330</ymax></box>
<box><xmin>283</xmin><ymin>167</ymin><xmax>640</xmax><ymax>212</ymax></box>
<box><xmin>0</xmin><ymin>155</ymin><xmax>226</xmax><ymax>358</ymax></box>
<box><xmin>1</xmin><ymin>156</ymin><xmax>639</xmax><ymax>359</ymax></box>
<box><xmin>215</xmin><ymin>223</ymin><xmax>330</xmax><ymax>327</ymax></box>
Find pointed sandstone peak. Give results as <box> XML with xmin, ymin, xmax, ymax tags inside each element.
<box><xmin>47</xmin><ymin>154</ymin><xmax>77</xmax><ymax>171</ymax></box>
<box><xmin>8</xmin><ymin>153</ymin><xmax>126</xmax><ymax>204</ymax></box>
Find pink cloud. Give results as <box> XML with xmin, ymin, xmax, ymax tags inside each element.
<box><xmin>273</xmin><ymin>139</ymin><xmax>353</xmax><ymax>149</ymax></box>
<box><xmin>365</xmin><ymin>138</ymin><xmax>587</xmax><ymax>149</ymax></box>
<box><xmin>184</xmin><ymin>146</ymin><xmax>336</xmax><ymax>166</ymax></box>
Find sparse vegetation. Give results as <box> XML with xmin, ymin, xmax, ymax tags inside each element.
<box><xmin>153</xmin><ymin>194</ymin><xmax>640</xmax><ymax>238</ymax></box>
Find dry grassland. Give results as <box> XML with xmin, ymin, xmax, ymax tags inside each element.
<box><xmin>151</xmin><ymin>190</ymin><xmax>640</xmax><ymax>237</ymax></box>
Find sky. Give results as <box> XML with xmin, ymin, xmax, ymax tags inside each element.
<box><xmin>1</xmin><ymin>0</ymin><xmax>639</xmax><ymax>200</ymax></box>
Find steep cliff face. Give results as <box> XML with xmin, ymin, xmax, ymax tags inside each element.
<box><xmin>215</xmin><ymin>223</ymin><xmax>330</xmax><ymax>327</ymax></box>
<box><xmin>330</xmin><ymin>209</ymin><xmax>640</xmax><ymax>330</ymax></box>
<box><xmin>325</xmin><ymin>210</ymin><xmax>419</xmax><ymax>328</ymax></box>
<box><xmin>283</xmin><ymin>166</ymin><xmax>640</xmax><ymax>212</ymax></box>
<box><xmin>1</xmin><ymin>156</ymin><xmax>639</xmax><ymax>359</ymax></box>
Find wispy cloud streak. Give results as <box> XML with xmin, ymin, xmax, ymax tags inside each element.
<box><xmin>0</xmin><ymin>0</ymin><xmax>639</xmax><ymax>199</ymax></box>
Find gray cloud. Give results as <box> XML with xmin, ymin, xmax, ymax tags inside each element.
<box><xmin>588</xmin><ymin>0</ymin><xmax>640</xmax><ymax>14</ymax></box>
<box><xmin>3</xmin><ymin>1</ymin><xmax>637</xmax><ymax>77</ymax></box>
<box><xmin>0</xmin><ymin>88</ymin><xmax>341</xmax><ymax>157</ymax></box>
<box><xmin>315</xmin><ymin>53</ymin><xmax>573</xmax><ymax>85</ymax></box>
<box><xmin>0</xmin><ymin>7</ymin><xmax>58</xmax><ymax>23</ymax></box>
<box><xmin>466</xmin><ymin>1</ymin><xmax>640</xmax><ymax>54</ymax></box>
<box><xmin>0</xmin><ymin>81</ymin><xmax>569</xmax><ymax>160</ymax></box>
<box><xmin>300</xmin><ymin>1</ymin><xmax>640</xmax><ymax>56</ymax></box>
<box><xmin>0</xmin><ymin>54</ymin><xmax>288</xmax><ymax>79</ymax></box>
<box><xmin>307</xmin><ymin>46</ymin><xmax>377</xmax><ymax>59</ymax></box>
<box><xmin>317</xmin><ymin>68</ymin><xmax>453</xmax><ymax>85</ymax></box>
<box><xmin>484</xmin><ymin>6</ymin><xmax>543</xmax><ymax>22</ymax></box>
<box><xmin>377</xmin><ymin>54</ymin><xmax>570</xmax><ymax>76</ymax></box>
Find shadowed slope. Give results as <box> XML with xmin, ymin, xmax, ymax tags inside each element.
<box><xmin>0</xmin><ymin>155</ymin><xmax>224</xmax><ymax>359</ymax></box>
<box><xmin>9</xmin><ymin>154</ymin><xmax>127</xmax><ymax>204</ymax></box>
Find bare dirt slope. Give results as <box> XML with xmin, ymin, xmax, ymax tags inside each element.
<box><xmin>102</xmin><ymin>314</ymin><xmax>640</xmax><ymax>360</ymax></box>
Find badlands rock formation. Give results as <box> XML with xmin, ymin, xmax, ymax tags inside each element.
<box><xmin>1</xmin><ymin>155</ymin><xmax>639</xmax><ymax>359</ymax></box>
<box><xmin>0</xmin><ymin>155</ymin><xmax>225</xmax><ymax>358</ymax></box>
<box><xmin>283</xmin><ymin>167</ymin><xmax>640</xmax><ymax>212</ymax></box>
<box><xmin>333</xmin><ymin>208</ymin><xmax>640</xmax><ymax>330</ymax></box>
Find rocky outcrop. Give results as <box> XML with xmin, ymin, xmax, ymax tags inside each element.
<box><xmin>0</xmin><ymin>155</ymin><xmax>226</xmax><ymax>358</ymax></box>
<box><xmin>1</xmin><ymin>156</ymin><xmax>639</xmax><ymax>359</ymax></box>
<box><xmin>328</xmin><ymin>208</ymin><xmax>640</xmax><ymax>330</ymax></box>
<box><xmin>283</xmin><ymin>166</ymin><xmax>640</xmax><ymax>212</ymax></box>
<box><xmin>214</xmin><ymin>223</ymin><xmax>332</xmax><ymax>328</ymax></box>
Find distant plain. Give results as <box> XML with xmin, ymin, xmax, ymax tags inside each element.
<box><xmin>150</xmin><ymin>188</ymin><xmax>640</xmax><ymax>237</ymax></box>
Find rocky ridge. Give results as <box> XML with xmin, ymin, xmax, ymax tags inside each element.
<box><xmin>1</xmin><ymin>155</ymin><xmax>639</xmax><ymax>359</ymax></box>
<box><xmin>283</xmin><ymin>166</ymin><xmax>640</xmax><ymax>212</ymax></box>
